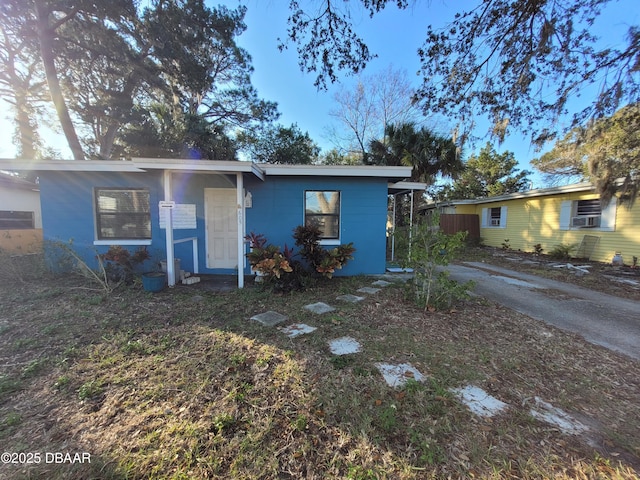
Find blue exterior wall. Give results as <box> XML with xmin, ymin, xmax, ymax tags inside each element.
<box><xmin>38</xmin><ymin>170</ymin><xmax>390</xmax><ymax>276</ymax></box>
<box><xmin>245</xmin><ymin>175</ymin><xmax>389</xmax><ymax>275</ymax></box>
<box><xmin>39</xmin><ymin>171</ymin><xmax>165</xmax><ymax>272</ymax></box>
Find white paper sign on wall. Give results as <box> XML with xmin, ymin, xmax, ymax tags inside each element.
<box><xmin>159</xmin><ymin>203</ymin><xmax>197</xmax><ymax>229</ymax></box>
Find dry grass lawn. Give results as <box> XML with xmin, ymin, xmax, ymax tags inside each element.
<box><xmin>0</xmin><ymin>251</ymin><xmax>638</xmax><ymax>479</ymax></box>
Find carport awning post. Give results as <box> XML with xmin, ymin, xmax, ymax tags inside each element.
<box><xmin>236</xmin><ymin>172</ymin><xmax>244</xmax><ymax>289</ymax></box>
<box><xmin>163</xmin><ymin>170</ymin><xmax>177</xmax><ymax>287</ymax></box>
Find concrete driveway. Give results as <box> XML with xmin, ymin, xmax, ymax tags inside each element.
<box><xmin>446</xmin><ymin>262</ymin><xmax>640</xmax><ymax>361</ymax></box>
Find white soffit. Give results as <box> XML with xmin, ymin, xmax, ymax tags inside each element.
<box><xmin>261</xmin><ymin>164</ymin><xmax>412</xmax><ymax>178</ymax></box>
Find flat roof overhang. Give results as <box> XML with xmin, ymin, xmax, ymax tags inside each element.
<box><xmin>0</xmin><ymin>158</ymin><xmax>266</xmax><ymax>180</ymax></box>
<box><xmin>261</xmin><ymin>163</ymin><xmax>412</xmax><ymax>179</ymax></box>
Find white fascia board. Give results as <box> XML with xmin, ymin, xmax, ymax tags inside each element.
<box><xmin>425</xmin><ymin>183</ymin><xmax>597</xmax><ymax>207</ymax></box>
<box><xmin>262</xmin><ymin>164</ymin><xmax>412</xmax><ymax>178</ymax></box>
<box><xmin>132</xmin><ymin>158</ymin><xmax>265</xmax><ymax>180</ymax></box>
<box><xmin>471</xmin><ymin>183</ymin><xmax>596</xmax><ymax>204</ymax></box>
<box><xmin>388</xmin><ymin>181</ymin><xmax>428</xmax><ymax>192</ymax></box>
<box><xmin>0</xmin><ymin>158</ymin><xmax>145</xmax><ymax>172</ymax></box>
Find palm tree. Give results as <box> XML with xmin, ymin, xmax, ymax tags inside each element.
<box><xmin>368</xmin><ymin>122</ymin><xmax>463</xmax><ymax>182</ymax></box>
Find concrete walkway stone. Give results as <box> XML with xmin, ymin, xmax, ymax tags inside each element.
<box><xmin>357</xmin><ymin>287</ymin><xmax>381</xmax><ymax>294</ymax></box>
<box><xmin>280</xmin><ymin>323</ymin><xmax>317</xmax><ymax>338</ymax></box>
<box><xmin>450</xmin><ymin>385</ymin><xmax>509</xmax><ymax>418</ymax></box>
<box><xmin>529</xmin><ymin>397</ymin><xmax>588</xmax><ymax>435</ymax></box>
<box><xmin>336</xmin><ymin>294</ymin><xmax>365</xmax><ymax>303</ymax></box>
<box><xmin>328</xmin><ymin>336</ymin><xmax>361</xmax><ymax>355</ymax></box>
<box><xmin>304</xmin><ymin>302</ymin><xmax>336</xmax><ymax>314</ymax></box>
<box><xmin>371</xmin><ymin>280</ymin><xmax>392</xmax><ymax>287</ymax></box>
<box><xmin>375</xmin><ymin>363</ymin><xmax>425</xmax><ymax>388</ymax></box>
<box><xmin>250</xmin><ymin>311</ymin><xmax>288</xmax><ymax>327</ymax></box>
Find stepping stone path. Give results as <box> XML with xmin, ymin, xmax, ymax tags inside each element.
<box><xmin>280</xmin><ymin>323</ymin><xmax>317</xmax><ymax>338</ymax></box>
<box><xmin>303</xmin><ymin>302</ymin><xmax>336</xmax><ymax>314</ymax></box>
<box><xmin>375</xmin><ymin>362</ymin><xmax>425</xmax><ymax>388</ymax></box>
<box><xmin>450</xmin><ymin>385</ymin><xmax>509</xmax><ymax>418</ymax></box>
<box><xmin>328</xmin><ymin>336</ymin><xmax>361</xmax><ymax>355</ymax></box>
<box><xmin>336</xmin><ymin>294</ymin><xmax>365</xmax><ymax>303</ymax></box>
<box><xmin>249</xmin><ymin>275</ymin><xmax>591</xmax><ymax>441</ymax></box>
<box><xmin>528</xmin><ymin>397</ymin><xmax>589</xmax><ymax>435</ymax></box>
<box><xmin>250</xmin><ymin>310</ymin><xmax>288</xmax><ymax>327</ymax></box>
<box><xmin>356</xmin><ymin>287</ymin><xmax>381</xmax><ymax>294</ymax></box>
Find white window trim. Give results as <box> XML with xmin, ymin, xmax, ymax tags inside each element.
<box><xmin>318</xmin><ymin>239</ymin><xmax>341</xmax><ymax>246</ymax></box>
<box><xmin>93</xmin><ymin>239</ymin><xmax>152</xmax><ymax>246</ymax></box>
<box><xmin>93</xmin><ymin>187</ymin><xmax>152</xmax><ymax>243</ymax></box>
<box><xmin>304</xmin><ymin>190</ymin><xmax>341</xmax><ymax>242</ymax></box>
<box><xmin>481</xmin><ymin>206</ymin><xmax>507</xmax><ymax>229</ymax></box>
<box><xmin>559</xmin><ymin>198</ymin><xmax>616</xmax><ymax>232</ymax></box>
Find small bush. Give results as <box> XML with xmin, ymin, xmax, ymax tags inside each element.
<box><xmin>400</xmin><ymin>214</ymin><xmax>474</xmax><ymax>311</ymax></box>
<box><xmin>549</xmin><ymin>243</ymin><xmax>577</xmax><ymax>260</ymax></box>
<box><xmin>245</xmin><ymin>227</ymin><xmax>356</xmax><ymax>293</ymax></box>
<box><xmin>293</xmin><ymin>225</ymin><xmax>355</xmax><ymax>278</ymax></box>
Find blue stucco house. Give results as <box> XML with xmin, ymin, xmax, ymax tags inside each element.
<box><xmin>0</xmin><ymin>158</ymin><xmax>421</xmax><ymax>287</ymax></box>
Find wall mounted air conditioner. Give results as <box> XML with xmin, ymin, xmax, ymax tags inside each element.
<box><xmin>571</xmin><ymin>215</ymin><xmax>600</xmax><ymax>228</ymax></box>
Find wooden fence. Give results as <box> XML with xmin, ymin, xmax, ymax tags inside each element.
<box><xmin>439</xmin><ymin>214</ymin><xmax>480</xmax><ymax>239</ymax></box>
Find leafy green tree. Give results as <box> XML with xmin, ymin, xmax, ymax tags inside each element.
<box><xmin>532</xmin><ymin>103</ymin><xmax>640</xmax><ymax>204</ymax></box>
<box><xmin>1</xmin><ymin>0</ymin><xmax>277</xmax><ymax>159</ymax></box>
<box><xmin>0</xmin><ymin>1</ymin><xmax>48</xmax><ymax>160</ymax></box>
<box><xmin>119</xmin><ymin>105</ymin><xmax>238</xmax><ymax>160</ymax></box>
<box><xmin>32</xmin><ymin>0</ymin><xmax>136</xmax><ymax>159</ymax></box>
<box><xmin>437</xmin><ymin>143</ymin><xmax>531</xmax><ymax>200</ymax></box>
<box><xmin>58</xmin><ymin>8</ymin><xmax>157</xmax><ymax>159</ymax></box>
<box><xmin>141</xmin><ymin>2</ymin><xmax>278</xmax><ymax>130</ymax></box>
<box><xmin>238</xmin><ymin>123</ymin><xmax>320</xmax><ymax>164</ymax></box>
<box><xmin>368</xmin><ymin>123</ymin><xmax>463</xmax><ymax>183</ymax></box>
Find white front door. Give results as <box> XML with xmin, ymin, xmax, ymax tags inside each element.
<box><xmin>205</xmin><ymin>188</ymin><xmax>238</xmax><ymax>269</ymax></box>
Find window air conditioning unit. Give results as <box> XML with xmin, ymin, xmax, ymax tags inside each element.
<box><xmin>490</xmin><ymin>219</ymin><xmax>500</xmax><ymax>226</ymax></box>
<box><xmin>571</xmin><ymin>215</ymin><xmax>600</xmax><ymax>228</ymax></box>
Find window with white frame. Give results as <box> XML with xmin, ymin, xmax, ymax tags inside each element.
<box><xmin>560</xmin><ymin>197</ymin><xmax>616</xmax><ymax>231</ymax></box>
<box><xmin>489</xmin><ymin>207</ymin><xmax>502</xmax><ymax>226</ymax></box>
<box><xmin>481</xmin><ymin>206</ymin><xmax>507</xmax><ymax>228</ymax></box>
<box><xmin>571</xmin><ymin>199</ymin><xmax>602</xmax><ymax>227</ymax></box>
<box><xmin>94</xmin><ymin>188</ymin><xmax>151</xmax><ymax>240</ymax></box>
<box><xmin>304</xmin><ymin>190</ymin><xmax>340</xmax><ymax>239</ymax></box>
<box><xmin>0</xmin><ymin>211</ymin><xmax>34</xmax><ymax>229</ymax></box>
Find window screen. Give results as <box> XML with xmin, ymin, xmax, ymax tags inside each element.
<box><xmin>0</xmin><ymin>211</ymin><xmax>34</xmax><ymax>229</ymax></box>
<box><xmin>576</xmin><ymin>199</ymin><xmax>601</xmax><ymax>216</ymax></box>
<box><xmin>95</xmin><ymin>188</ymin><xmax>151</xmax><ymax>240</ymax></box>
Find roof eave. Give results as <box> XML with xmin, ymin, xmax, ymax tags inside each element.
<box><xmin>261</xmin><ymin>164</ymin><xmax>413</xmax><ymax>179</ymax></box>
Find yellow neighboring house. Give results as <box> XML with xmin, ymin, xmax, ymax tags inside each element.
<box><xmin>0</xmin><ymin>173</ymin><xmax>42</xmax><ymax>254</ymax></box>
<box><xmin>428</xmin><ymin>182</ymin><xmax>639</xmax><ymax>265</ymax></box>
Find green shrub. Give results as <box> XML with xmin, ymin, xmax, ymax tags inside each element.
<box><xmin>293</xmin><ymin>224</ymin><xmax>355</xmax><ymax>278</ymax></box>
<box><xmin>549</xmin><ymin>243</ymin><xmax>577</xmax><ymax>260</ymax></box>
<box><xmin>400</xmin><ymin>214</ymin><xmax>474</xmax><ymax>311</ymax></box>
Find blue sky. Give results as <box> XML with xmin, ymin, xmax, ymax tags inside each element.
<box><xmin>1</xmin><ymin>0</ymin><xmax>637</xmax><ymax>189</ymax></box>
<box><xmin>215</xmin><ymin>0</ymin><xmax>637</xmax><ymax>187</ymax></box>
